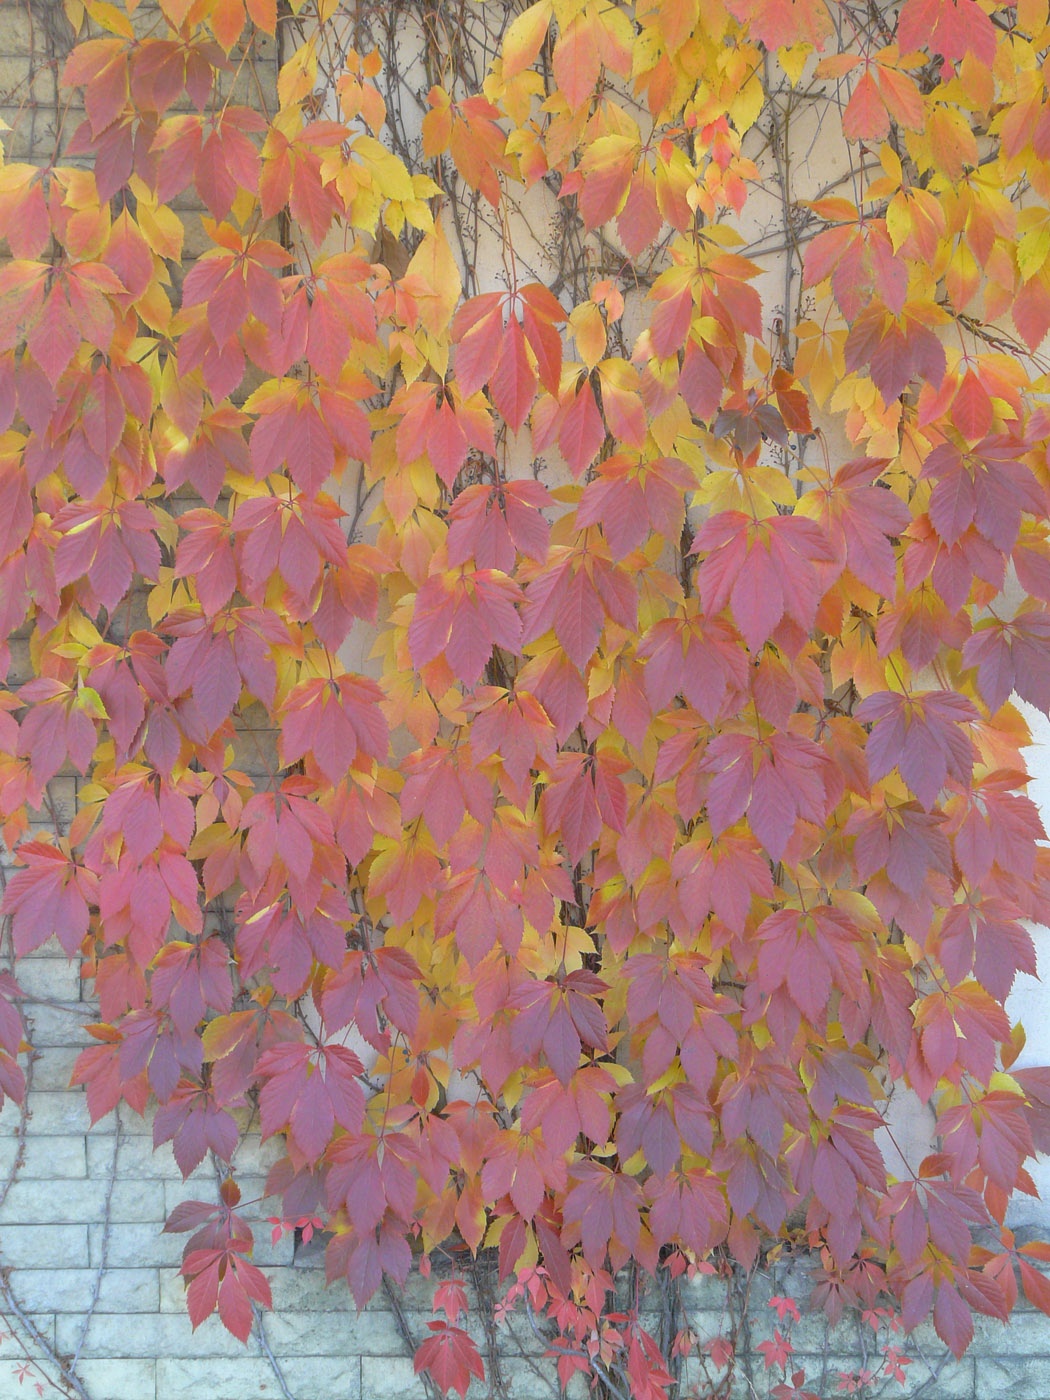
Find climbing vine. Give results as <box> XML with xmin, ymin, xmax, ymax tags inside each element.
<box><xmin>2</xmin><ymin>0</ymin><xmax>1050</xmax><ymax>1394</ymax></box>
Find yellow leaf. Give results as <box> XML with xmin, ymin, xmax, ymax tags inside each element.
<box><xmin>831</xmin><ymin>890</ymin><xmax>882</xmax><ymax>930</ymax></box>
<box><xmin>1019</xmin><ymin>229</ymin><xmax>1050</xmax><ymax>283</ymax></box>
<box><xmin>924</xmin><ymin>104</ymin><xmax>978</xmax><ymax>180</ymax></box>
<box><xmin>1018</xmin><ymin>214</ymin><xmax>1050</xmax><ymax>281</ymax></box>
<box><xmin>130</xmin><ymin>179</ymin><xmax>184</xmax><ymax>262</ymax></box>
<box><xmin>988</xmin><ymin>1071</ymin><xmax>1023</xmax><ymax>1096</ymax></box>
<box><xmin>84</xmin><ymin>0</ymin><xmax>134</xmax><ymax>36</ymax></box>
<box><xmin>401</xmin><ymin>199</ymin><xmax>434</xmax><ymax>233</ymax></box>
<box><xmin>647</xmin><ymin>1064</ymin><xmax>685</xmax><ymax>1094</ymax></box>
<box><xmin>412</xmin><ymin>173</ymin><xmax>440</xmax><ymax>200</ymax></box>
<box><xmin>352</xmin><ymin>134</ymin><xmax>415</xmax><ymax>203</ymax></box>
<box><xmin>147</xmin><ymin>575</ymin><xmax>175</xmax><ymax>626</ymax></box>
<box><xmin>696</xmin><ymin>465</ymin><xmax>795</xmax><ymax>516</ymax></box>
<box><xmin>67</xmin><ymin>611</ymin><xmax>103</xmax><ymax>648</ymax></box>
<box><xmin>277</xmin><ymin>38</ymin><xmax>317</xmax><ymax>110</ymax></box>
<box><xmin>728</xmin><ymin>71</ymin><xmax>764</xmax><ymax>133</ymax></box>
<box><xmin>550</xmin><ymin>0</ymin><xmax>587</xmax><ymax>24</ymax></box>
<box><xmin>502</xmin><ymin>0</ymin><xmax>552</xmax><ymax>79</ymax></box>
<box><xmin>243</xmin><ymin>378</ymin><xmax>296</xmax><ymax>414</ymax></box>
<box><xmin>230</xmin><ymin>186</ymin><xmax>256</xmax><ymax>226</ymax></box>
<box><xmin>778</xmin><ymin>42</ymin><xmax>813</xmax><ymax>86</ymax></box>
<box><xmin>135</xmin><ymin>279</ymin><xmax>173</xmax><ymax>334</ymax></box>
<box><xmin>403</xmin><ymin>220</ymin><xmax>461</xmax><ymax>336</ymax></box>
<box><xmin>944</xmin><ymin>240</ymin><xmax>980</xmax><ymax>310</ymax></box>
<box><xmin>569</xmin><ymin>301</ymin><xmax>606</xmax><ymax>368</ymax></box>
<box><xmin>650</xmin><ymin>398</ymin><xmax>692</xmax><ymax>455</ymax></box>
<box><xmin>880</xmin><ymin>141</ymin><xmax>903</xmax><ymax>184</ymax></box>
<box><xmin>886</xmin><ymin>193</ymin><xmax>913</xmax><ymax>254</ymax></box>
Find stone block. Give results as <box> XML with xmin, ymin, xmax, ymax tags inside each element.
<box><xmin>243</xmin><ymin>1227</ymin><xmax>295</xmax><ymax>1268</ymax></box>
<box><xmin>367</xmin><ymin>1353</ymin><xmax>582</xmax><ymax>1400</ymax></box>
<box><xmin>0</xmin><ymin>1178</ymin><xmax>108</xmax><ymax>1225</ymax></box>
<box><xmin>263</xmin><ymin>1265</ymin><xmax>355</xmax><ymax>1313</ymax></box>
<box><xmin>975</xmin><ymin>1353</ymin><xmax>1050</xmax><ymax>1399</ymax></box>
<box><xmin>107</xmin><ymin>1106</ymin><xmax>154</xmax><ymax>1135</ymax></box>
<box><xmin>12</xmin><ymin>1267</ymin><xmax>159</xmax><ymax>1315</ymax></box>
<box><xmin>76</xmin><ymin>1359</ymin><xmax>157</xmax><ymax>1400</ymax></box>
<box><xmin>0</xmin><ymin>61</ymin><xmax>52</xmax><ymax>109</ymax></box>
<box><xmin>907</xmin><ymin>1305</ymin><xmax>1050</xmax><ymax>1359</ymax></box>
<box><xmin>0</xmin><ymin>1132</ymin><xmax>86</xmax><ymax>1177</ymax></box>
<box><xmin>18</xmin><ymin>1003</ymin><xmax>92</xmax><ymax>1049</ymax></box>
<box><xmin>970</xmin><ymin>1309</ymin><xmax>1050</xmax><ymax>1352</ymax></box>
<box><xmin>155</xmin><ymin>1357</ymin><xmax>284</xmax><ymax>1399</ymax></box>
<box><xmin>0</xmin><ymin>1100</ymin><xmax>26</xmax><ymax>1149</ymax></box>
<box><xmin>163</xmin><ymin>1260</ymin><xmax>385</xmax><ymax>1317</ymax></box>
<box><xmin>0</xmin><ymin>13</ymin><xmax>34</xmax><ymax>58</ymax></box>
<box><xmin>214</xmin><ymin>66</ymin><xmax>276</xmax><ymax>109</ymax></box>
<box><xmin>108</xmin><ymin>1178</ymin><xmax>168</xmax><ymax>1224</ymax></box>
<box><xmin>683</xmin><ymin>1308</ymin><xmax>747</xmax><ymax>1348</ymax></box>
<box><xmin>88</xmin><ymin>1222</ymin><xmax>184</xmax><ymax>1268</ymax></box>
<box><xmin>675</xmin><ymin>1268</ymin><xmax>742</xmax><ymax>1314</ymax></box>
<box><xmin>12</xmin><ymin>958</ymin><xmax>82</xmax><ymax>1000</ymax></box>
<box><xmin>55</xmin><ymin>1310</ymin><xmax>253</xmax><ymax>1360</ymax></box>
<box><xmin>276</xmin><ymin>1354</ymin><xmax>362</xmax><ymax>1398</ymax></box>
<box><xmin>0</xmin><ymin>1315</ymin><xmax>54</xmax><ymax>1356</ymax></box>
<box><xmin>757</xmin><ymin>1307</ymin><xmax>837</xmax><ymax>1355</ymax></box>
<box><xmin>2</xmin><ymin>1176</ymin><xmax>166</xmax><ymax>1225</ymax></box>
<box><xmin>180</xmin><ymin>210</ymin><xmax>213</xmax><ymax>259</ymax></box>
<box><xmin>31</xmin><ymin>773</ymin><xmax>80</xmax><ymax>823</ymax></box>
<box><xmin>25</xmin><ymin>1047</ymin><xmax>81</xmax><ymax>1091</ymax></box>
<box><xmin>231</xmin><ymin>727</ymin><xmax>281</xmax><ymax>779</ymax></box>
<box><xmin>17</xmin><ymin>1089</ymin><xmax>93</xmax><ymax>1136</ymax></box>
<box><xmin>87</xmin><ymin>1134</ymin><xmax>205</xmax><ymax>1181</ymax></box>
<box><xmin>360</xmin><ymin>1353</ymin><xmax>430</xmax><ymax>1400</ymax></box>
<box><xmin>0</xmin><ymin>107</ymin><xmax>47</xmax><ymax>158</ymax></box>
<box><xmin>0</xmin><ymin>1224</ymin><xmax>89</xmax><ymax>1267</ymax></box>
<box><xmin>3</xmin><ymin>636</ymin><xmax>31</xmax><ymax>684</ymax></box>
<box><xmin>251</xmin><ymin>1306</ymin><xmax>410</xmax><ymax>1357</ymax></box>
<box><xmin>361</xmin><ymin>1266</ymin><xmax>474</xmax><ymax>1314</ymax></box>
<box><xmin>232</xmin><ymin>1133</ymin><xmax>288</xmax><ymax>1173</ymax></box>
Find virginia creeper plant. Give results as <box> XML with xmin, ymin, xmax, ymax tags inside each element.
<box><xmin>2</xmin><ymin>0</ymin><xmax>1050</xmax><ymax>1392</ymax></box>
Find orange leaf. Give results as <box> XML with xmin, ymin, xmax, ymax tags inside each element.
<box><xmin>843</xmin><ymin>70</ymin><xmax>889</xmax><ymax>142</ymax></box>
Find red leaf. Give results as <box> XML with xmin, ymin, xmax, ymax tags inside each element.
<box><xmin>679</xmin><ymin>338</ymin><xmax>723</xmax><ymax>420</ymax></box>
<box><xmin>489</xmin><ymin>317</ymin><xmax>536</xmax><ymax>431</ymax></box>
<box><xmin>933</xmin><ymin>1282</ymin><xmax>973</xmax><ymax>1358</ymax></box>
<box><xmin>257</xmin><ymin>1042</ymin><xmax>364</xmax><ymax>1164</ymax></box>
<box><xmin>843</xmin><ymin>70</ymin><xmax>889</xmax><ymax>142</ymax></box>
<box><xmin>558</xmin><ymin>382</ymin><xmax>605</xmax><ymax>477</ymax></box>
<box><xmin>1020</xmin><ymin>1260</ymin><xmax>1050</xmax><ymax>1315</ymax></box>
<box><xmin>414</xmin><ymin>1322</ymin><xmax>485</xmax><ymax>1398</ymax></box>
<box><xmin>857</xmin><ymin>690</ymin><xmax>977</xmax><ymax>809</ymax></box>
<box><xmin>1</xmin><ymin>842</ymin><xmax>94</xmax><ymax>956</ymax></box>
<box><xmin>279</xmin><ymin>674</ymin><xmax>388</xmax><ymax>782</ymax></box>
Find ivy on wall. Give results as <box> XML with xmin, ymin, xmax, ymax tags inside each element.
<box><xmin>2</xmin><ymin>0</ymin><xmax>1050</xmax><ymax>1393</ymax></box>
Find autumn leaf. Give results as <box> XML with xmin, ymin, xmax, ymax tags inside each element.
<box><xmin>10</xmin><ymin>0</ymin><xmax>1050</xmax><ymax>1369</ymax></box>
